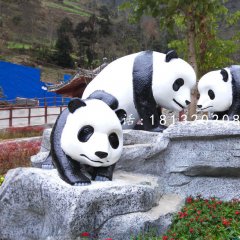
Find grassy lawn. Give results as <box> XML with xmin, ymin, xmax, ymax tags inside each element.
<box><xmin>46</xmin><ymin>1</ymin><xmax>91</xmax><ymax>17</ymax></box>
<box><xmin>7</xmin><ymin>41</ymin><xmax>32</xmax><ymax>50</ymax></box>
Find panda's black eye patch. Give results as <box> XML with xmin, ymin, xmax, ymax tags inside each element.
<box><xmin>109</xmin><ymin>133</ymin><xmax>119</xmax><ymax>149</ymax></box>
<box><xmin>78</xmin><ymin>125</ymin><xmax>94</xmax><ymax>142</ymax></box>
<box><xmin>173</xmin><ymin>78</ymin><xmax>184</xmax><ymax>91</ymax></box>
<box><xmin>208</xmin><ymin>89</ymin><xmax>215</xmax><ymax>100</ymax></box>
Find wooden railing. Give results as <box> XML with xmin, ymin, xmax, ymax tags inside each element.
<box><xmin>0</xmin><ymin>106</ymin><xmax>66</xmax><ymax>129</ymax></box>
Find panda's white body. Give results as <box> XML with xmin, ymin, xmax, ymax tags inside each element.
<box><xmin>83</xmin><ymin>53</ymin><xmax>140</xmax><ymax>127</ymax></box>
<box><xmin>83</xmin><ymin>51</ymin><xmax>196</xmax><ymax>130</ymax></box>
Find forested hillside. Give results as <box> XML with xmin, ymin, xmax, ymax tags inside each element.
<box><xmin>0</xmin><ymin>0</ymin><xmax>239</xmax><ymax>82</ymax></box>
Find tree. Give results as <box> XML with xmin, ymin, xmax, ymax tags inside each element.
<box><xmin>121</xmin><ymin>0</ymin><xmax>240</xmax><ymax>119</ymax></box>
<box><xmin>74</xmin><ymin>15</ymin><xmax>98</xmax><ymax>67</ymax></box>
<box><xmin>55</xmin><ymin>18</ymin><xmax>74</xmax><ymax>68</ymax></box>
<box><xmin>98</xmin><ymin>5</ymin><xmax>112</xmax><ymax>36</ymax></box>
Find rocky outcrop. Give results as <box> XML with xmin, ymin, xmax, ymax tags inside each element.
<box><xmin>0</xmin><ymin>168</ymin><xmax>183</xmax><ymax>240</ymax></box>
<box><xmin>118</xmin><ymin>121</ymin><xmax>240</xmax><ymax>200</ymax></box>
<box><xmin>32</xmin><ymin>121</ymin><xmax>240</xmax><ymax>199</ymax></box>
<box><xmin>4</xmin><ymin>120</ymin><xmax>240</xmax><ymax>240</ymax></box>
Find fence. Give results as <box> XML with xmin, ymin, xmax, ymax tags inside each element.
<box><xmin>0</xmin><ymin>105</ymin><xmax>66</xmax><ymax>129</ymax></box>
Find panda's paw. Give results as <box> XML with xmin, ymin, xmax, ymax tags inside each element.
<box><xmin>151</xmin><ymin>125</ymin><xmax>167</xmax><ymax>132</ymax></box>
<box><xmin>74</xmin><ymin>182</ymin><xmax>91</xmax><ymax>186</ymax></box>
<box><xmin>95</xmin><ymin>176</ymin><xmax>110</xmax><ymax>182</ymax></box>
<box><xmin>42</xmin><ymin>164</ymin><xmax>55</xmax><ymax>170</ymax></box>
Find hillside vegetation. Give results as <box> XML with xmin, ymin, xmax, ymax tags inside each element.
<box><xmin>0</xmin><ymin>0</ymin><xmax>240</xmax><ymax>83</ymax></box>
<box><xmin>0</xmin><ymin>0</ymin><xmax>164</xmax><ymax>83</ymax></box>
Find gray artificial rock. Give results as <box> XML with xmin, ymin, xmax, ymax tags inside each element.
<box><xmin>32</xmin><ymin>121</ymin><xmax>240</xmax><ymax>200</ymax></box>
<box><xmin>0</xmin><ymin>168</ymin><xmax>163</xmax><ymax>240</ymax></box>
<box><xmin>119</xmin><ymin>121</ymin><xmax>240</xmax><ymax>200</ymax></box>
<box><xmin>98</xmin><ymin>194</ymin><xmax>184</xmax><ymax>239</ymax></box>
<box><xmin>25</xmin><ymin>120</ymin><xmax>240</xmax><ymax>239</ymax></box>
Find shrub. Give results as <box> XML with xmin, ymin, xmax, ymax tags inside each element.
<box><xmin>0</xmin><ymin>138</ymin><xmax>41</xmax><ymax>174</ymax></box>
<box><xmin>0</xmin><ymin>126</ymin><xmax>44</xmax><ymax>140</ymax></box>
<box><xmin>162</xmin><ymin>196</ymin><xmax>240</xmax><ymax>240</ymax></box>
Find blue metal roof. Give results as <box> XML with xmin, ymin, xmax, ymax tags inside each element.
<box><xmin>0</xmin><ymin>61</ymin><xmax>69</xmax><ymax>106</ymax></box>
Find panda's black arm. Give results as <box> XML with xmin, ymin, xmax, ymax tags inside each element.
<box><xmin>51</xmin><ymin>109</ymin><xmax>91</xmax><ymax>185</ymax></box>
<box><xmin>92</xmin><ymin>164</ymin><xmax>116</xmax><ymax>181</ymax></box>
<box><xmin>132</xmin><ymin>51</ymin><xmax>166</xmax><ymax>132</ymax></box>
<box><xmin>212</xmin><ymin>111</ymin><xmax>229</xmax><ymax>120</ymax></box>
<box><xmin>228</xmin><ymin>65</ymin><xmax>240</xmax><ymax>120</ymax></box>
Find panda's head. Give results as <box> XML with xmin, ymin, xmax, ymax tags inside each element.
<box><xmin>197</xmin><ymin>68</ymin><xmax>232</xmax><ymax>112</ymax></box>
<box><xmin>61</xmin><ymin>98</ymin><xmax>123</xmax><ymax>167</ymax></box>
<box><xmin>152</xmin><ymin>50</ymin><xmax>196</xmax><ymax>111</ymax></box>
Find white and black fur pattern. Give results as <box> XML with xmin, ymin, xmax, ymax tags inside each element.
<box><xmin>83</xmin><ymin>50</ymin><xmax>196</xmax><ymax>132</ymax></box>
<box><xmin>198</xmin><ymin>65</ymin><xmax>240</xmax><ymax>120</ymax></box>
<box><xmin>44</xmin><ymin>96</ymin><xmax>123</xmax><ymax>186</ymax></box>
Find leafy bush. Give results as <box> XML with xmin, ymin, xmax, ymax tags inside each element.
<box><xmin>0</xmin><ymin>138</ymin><xmax>41</xmax><ymax>174</ymax></box>
<box><xmin>162</xmin><ymin>196</ymin><xmax>240</xmax><ymax>240</ymax></box>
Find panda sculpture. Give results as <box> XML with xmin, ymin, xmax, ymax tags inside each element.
<box><xmin>82</xmin><ymin>50</ymin><xmax>196</xmax><ymax>132</ymax></box>
<box><xmin>197</xmin><ymin>65</ymin><xmax>240</xmax><ymax>120</ymax></box>
<box><xmin>49</xmin><ymin>97</ymin><xmax>123</xmax><ymax>185</ymax></box>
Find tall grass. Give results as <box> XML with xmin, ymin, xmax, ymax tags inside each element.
<box><xmin>0</xmin><ymin>126</ymin><xmax>44</xmax><ymax>140</ymax></box>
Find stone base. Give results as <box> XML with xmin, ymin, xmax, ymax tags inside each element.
<box><xmin>0</xmin><ymin>168</ymin><xmax>183</xmax><ymax>240</ymax></box>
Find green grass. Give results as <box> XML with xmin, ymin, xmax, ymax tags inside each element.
<box><xmin>0</xmin><ymin>126</ymin><xmax>44</xmax><ymax>140</ymax></box>
<box><xmin>46</xmin><ymin>2</ymin><xmax>91</xmax><ymax>17</ymax></box>
<box><xmin>7</xmin><ymin>41</ymin><xmax>32</xmax><ymax>50</ymax></box>
<box><xmin>63</xmin><ymin>0</ymin><xmax>92</xmax><ymax>14</ymax></box>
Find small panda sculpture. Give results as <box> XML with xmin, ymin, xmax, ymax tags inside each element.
<box><xmin>197</xmin><ymin>65</ymin><xmax>240</xmax><ymax>120</ymax></box>
<box><xmin>50</xmin><ymin>97</ymin><xmax>123</xmax><ymax>185</ymax></box>
<box><xmin>82</xmin><ymin>50</ymin><xmax>196</xmax><ymax>132</ymax></box>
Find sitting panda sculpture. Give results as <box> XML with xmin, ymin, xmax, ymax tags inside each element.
<box><xmin>49</xmin><ymin>97</ymin><xmax>123</xmax><ymax>185</ymax></box>
<box><xmin>197</xmin><ymin>65</ymin><xmax>240</xmax><ymax>120</ymax></box>
<box><xmin>82</xmin><ymin>50</ymin><xmax>196</xmax><ymax>132</ymax></box>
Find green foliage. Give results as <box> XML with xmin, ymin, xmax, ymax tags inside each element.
<box><xmin>0</xmin><ymin>176</ymin><xmax>4</xmax><ymax>186</ymax></box>
<box><xmin>162</xmin><ymin>196</ymin><xmax>240</xmax><ymax>240</ymax></box>
<box><xmin>122</xmin><ymin>0</ymin><xmax>240</xmax><ymax>76</ymax></box>
<box><xmin>131</xmin><ymin>196</ymin><xmax>240</xmax><ymax>240</ymax></box>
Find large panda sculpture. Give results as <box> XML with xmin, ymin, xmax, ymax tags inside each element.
<box><xmin>82</xmin><ymin>50</ymin><xmax>196</xmax><ymax>132</ymax></box>
<box><xmin>197</xmin><ymin>65</ymin><xmax>240</xmax><ymax>120</ymax></box>
<box><xmin>49</xmin><ymin>97</ymin><xmax>123</xmax><ymax>185</ymax></box>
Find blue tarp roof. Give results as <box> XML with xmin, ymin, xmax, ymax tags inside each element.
<box><xmin>0</xmin><ymin>61</ymin><xmax>69</xmax><ymax>106</ymax></box>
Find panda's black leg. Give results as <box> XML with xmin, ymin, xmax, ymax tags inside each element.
<box><xmin>92</xmin><ymin>164</ymin><xmax>116</xmax><ymax>181</ymax></box>
<box><xmin>137</xmin><ymin>104</ymin><xmax>166</xmax><ymax>132</ymax></box>
<box><xmin>132</xmin><ymin>51</ymin><xmax>167</xmax><ymax>132</ymax></box>
<box><xmin>53</xmin><ymin>154</ymin><xmax>91</xmax><ymax>185</ymax></box>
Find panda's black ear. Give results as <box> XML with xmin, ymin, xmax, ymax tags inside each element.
<box><xmin>68</xmin><ymin>98</ymin><xmax>86</xmax><ymax>113</ymax></box>
<box><xmin>165</xmin><ymin>50</ymin><xmax>178</xmax><ymax>62</ymax></box>
<box><xmin>220</xmin><ymin>69</ymin><xmax>228</xmax><ymax>82</ymax></box>
<box><xmin>115</xmin><ymin>109</ymin><xmax>127</xmax><ymax>125</ymax></box>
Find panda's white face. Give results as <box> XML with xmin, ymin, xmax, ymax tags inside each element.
<box><xmin>61</xmin><ymin>99</ymin><xmax>123</xmax><ymax>167</ymax></box>
<box><xmin>197</xmin><ymin>69</ymin><xmax>232</xmax><ymax>112</ymax></box>
<box><xmin>152</xmin><ymin>56</ymin><xmax>196</xmax><ymax>111</ymax></box>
